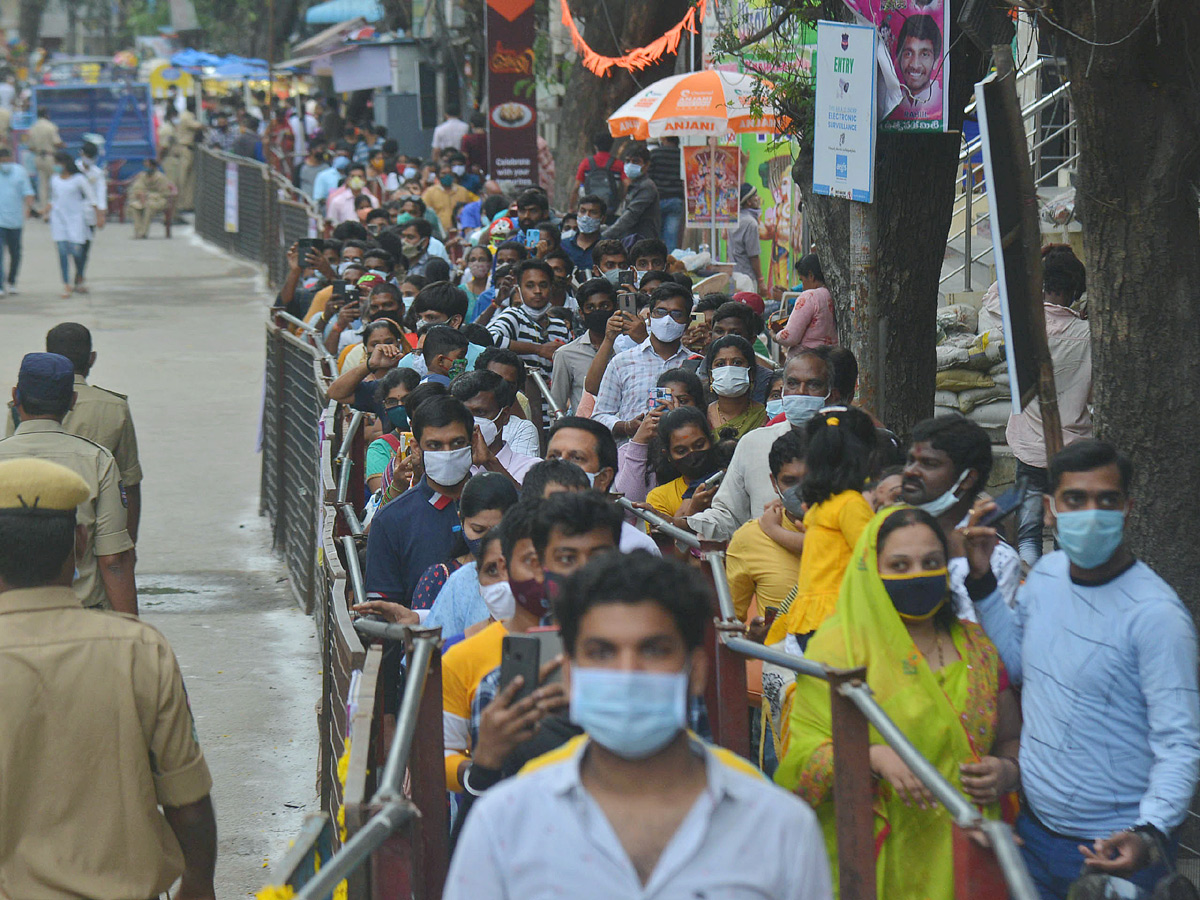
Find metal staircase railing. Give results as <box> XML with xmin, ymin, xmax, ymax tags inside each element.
<box><xmin>942</xmin><ymin>59</ymin><xmax>1076</xmax><ymax>293</ymax></box>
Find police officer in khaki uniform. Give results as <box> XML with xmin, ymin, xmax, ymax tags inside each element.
<box><xmin>0</xmin><ymin>457</ymin><xmax>217</xmax><ymax>900</ymax></box>
<box><xmin>23</xmin><ymin>108</ymin><xmax>62</xmax><ymax>214</ymax></box>
<box><xmin>173</xmin><ymin>99</ymin><xmax>203</xmax><ymax>212</ymax></box>
<box><xmin>0</xmin><ymin>353</ymin><xmax>136</xmax><ymax>613</ymax></box>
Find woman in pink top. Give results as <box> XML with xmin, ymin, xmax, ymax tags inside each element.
<box><xmin>773</xmin><ymin>254</ymin><xmax>838</xmax><ymax>357</ymax></box>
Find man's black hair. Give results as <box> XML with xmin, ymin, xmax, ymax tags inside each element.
<box><xmin>712</xmin><ymin>300</ymin><xmax>762</xmax><ymax>338</ymax></box>
<box><xmin>364</xmin><ymin>208</ymin><xmax>392</xmax><ymax>225</ymax></box>
<box><xmin>402</xmin><ymin>217</ymin><xmax>433</xmax><ymax>239</ymax></box>
<box><xmin>556</xmin><ymin>551</ymin><xmax>712</xmax><ymax>655</ymax></box>
<box><xmin>45</xmin><ymin>322</ymin><xmax>91</xmax><ymax>374</ymax></box>
<box><xmin>400</xmin><ymin>380</ymin><xmax>447</xmax><ymax>416</ymax></box>
<box><xmin>694</xmin><ymin>293</ymin><xmax>727</xmax><ymax>314</ymax></box>
<box><xmin>650</xmin><ymin>282</ymin><xmax>694</xmax><ymax>316</ymax></box>
<box><xmin>374</xmin><ymin>365</ymin><xmax>420</xmax><ymax>404</ymax></box>
<box><xmin>768</xmin><ymin>429</ymin><xmax>807</xmax><ymax>477</ymax></box>
<box><xmin>592</xmin><ymin>132</ymin><xmax>614</xmax><ymax>153</ymax></box>
<box><xmin>332</xmin><ymin>220</ymin><xmax>368</xmax><ymax>241</ymax></box>
<box><xmin>421</xmin><ymin>325</ymin><xmax>469</xmax><ymax>364</ymax></box>
<box><xmin>401</xmin><ymin>196</ymin><xmax>428</xmax><ymax>215</ymax></box>
<box><xmin>592</xmin><ymin>239</ymin><xmax>626</xmax><ymax>264</ymax></box>
<box><xmin>363</xmin><ymin>247</ymin><xmax>394</xmax><ymax>267</ymax></box>
<box><xmin>450</xmin><ymin>368</ymin><xmax>504</xmax><ymax>405</ymax></box>
<box><xmin>460</xmin><ymin>323</ymin><xmax>494</xmax><ymax>349</ymax></box>
<box><xmin>801</xmin><ymin>407</ymin><xmax>878</xmax><ymax>506</ymax></box>
<box><xmin>829</xmin><ymin>347</ymin><xmax>857</xmax><ymax>403</ymax></box>
<box><xmin>543</xmin><ymin>248</ymin><xmax>573</xmax><ymax>271</ymax></box>
<box><xmin>538</xmin><ymin>222</ymin><xmax>561</xmax><ymax>243</ymax></box>
<box><xmin>481</xmin><ymin>194</ymin><xmax>510</xmax><ymax>221</ymax></box>
<box><xmin>494</xmin><ymin>240</ymin><xmax>529</xmax><ymax>261</ymax></box>
<box><xmin>411</xmin><ymin>282</ymin><xmax>468</xmax><ymax>321</ymax></box>
<box><xmin>0</xmin><ymin>514</ymin><xmax>76</xmax><ymax>587</ymax></box>
<box><xmin>577</xmin><ymin>193</ymin><xmax>608</xmax><ymax>217</ymax></box>
<box><xmin>476</xmin><ymin>346</ymin><xmax>527</xmax><ymax>383</ymax></box>
<box><xmin>578</xmin><ymin>278</ymin><xmax>617</xmax><ymax>307</ymax></box>
<box><xmin>515</xmin><ymin>258</ymin><xmax>554</xmax><ymax>283</ymax></box>
<box><xmin>516</xmin><ymin>189</ymin><xmax>549</xmax><ymax>212</ymax></box>
<box><xmin>911</xmin><ymin>414</ymin><xmax>994</xmax><ymax>501</ymax></box>
<box><xmin>522</xmin><ymin>458</ymin><xmax>590</xmax><ymax>499</ymax></box>
<box><xmin>896</xmin><ymin>13</ymin><xmax>942</xmax><ymax>54</ymax></box>
<box><xmin>548</xmin><ymin>416</ymin><xmax>619</xmax><ymax>479</ymax></box>
<box><xmin>624</xmin><ymin>142</ymin><xmax>650</xmax><ymax>164</ymax></box>
<box><xmin>401</xmin><ymin>273</ymin><xmax>427</xmax><ymax>291</ymax></box>
<box><xmin>424</xmin><ymin>258</ymin><xmax>452</xmax><ymax>283</ymax></box>
<box><xmin>411</xmin><ymin>395</ymin><xmax>473</xmax><ymax>443</ymax></box>
<box><xmin>1049</xmin><ymin>439</ymin><xmax>1132</xmax><ymax>494</ymax></box>
<box><xmin>531</xmin><ymin>491</ymin><xmax>622</xmax><ymax>556</ymax></box>
<box><xmin>630</xmin><ymin>238</ymin><xmax>667</xmax><ymax>265</ymax></box>
<box><xmin>499</xmin><ymin>500</ymin><xmax>542</xmax><ymax>565</ymax></box>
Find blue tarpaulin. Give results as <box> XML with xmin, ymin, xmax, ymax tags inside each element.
<box><xmin>169</xmin><ymin>49</ymin><xmax>223</xmax><ymax>68</ymax></box>
<box><xmin>304</xmin><ymin>0</ymin><xmax>384</xmax><ymax>24</ymax></box>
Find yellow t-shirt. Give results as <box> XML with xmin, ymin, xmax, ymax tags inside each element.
<box><xmin>784</xmin><ymin>489</ymin><xmax>873</xmax><ymax>635</ymax></box>
<box><xmin>441</xmin><ymin>620</ymin><xmax>507</xmax><ymax>791</ymax></box>
<box><xmin>726</xmin><ymin>515</ymin><xmax>804</xmax><ymax>622</ymax></box>
<box><xmin>646</xmin><ymin>475</ymin><xmax>691</xmax><ymax>520</ymax></box>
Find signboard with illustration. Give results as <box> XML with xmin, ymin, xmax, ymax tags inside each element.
<box><xmin>485</xmin><ymin>0</ymin><xmax>538</xmax><ymax>186</ymax></box>
<box><xmin>813</xmin><ymin>20</ymin><xmax>876</xmax><ymax>202</ymax></box>
<box><xmin>683</xmin><ymin>144</ymin><xmax>741</xmax><ymax>228</ymax></box>
<box><xmin>843</xmin><ymin>0</ymin><xmax>950</xmax><ymax>132</ymax></box>
<box><xmin>740</xmin><ymin>134</ymin><xmax>800</xmax><ymax>293</ymax></box>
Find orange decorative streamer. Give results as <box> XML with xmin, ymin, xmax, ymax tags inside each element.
<box><xmin>561</xmin><ymin>0</ymin><xmax>712</xmax><ymax>77</ymax></box>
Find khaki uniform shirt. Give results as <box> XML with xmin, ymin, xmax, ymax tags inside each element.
<box><xmin>175</xmin><ymin>111</ymin><xmax>202</xmax><ymax>147</ymax></box>
<box><xmin>0</xmin><ymin>586</ymin><xmax>212</xmax><ymax>899</ymax></box>
<box><xmin>24</xmin><ymin>117</ymin><xmax>60</xmax><ymax>156</ymax></box>
<box><xmin>6</xmin><ymin>376</ymin><xmax>143</xmax><ymax>486</ymax></box>
<box><xmin>0</xmin><ymin>420</ymin><xmax>133</xmax><ymax>607</ymax></box>
<box><xmin>128</xmin><ymin>169</ymin><xmax>174</xmax><ymax>206</ymax></box>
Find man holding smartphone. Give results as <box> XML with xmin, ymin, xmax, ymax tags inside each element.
<box><xmin>442</xmin><ymin>494</ymin><xmax>621</xmax><ymax>799</ymax></box>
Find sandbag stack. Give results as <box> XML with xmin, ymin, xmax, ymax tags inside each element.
<box><xmin>933</xmin><ymin>304</ymin><xmax>1012</xmax><ymax>442</ymax></box>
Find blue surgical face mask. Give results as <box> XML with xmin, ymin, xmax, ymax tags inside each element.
<box><xmin>918</xmin><ymin>468</ymin><xmax>970</xmax><ymax>518</ymax></box>
<box><xmin>765</xmin><ymin>398</ymin><xmax>784</xmax><ymax>419</ymax></box>
<box><xmin>779</xmin><ymin>392</ymin><xmax>827</xmax><ymax>428</ymax></box>
<box><xmin>1051</xmin><ymin>503</ymin><xmax>1126</xmax><ymax>569</ymax></box>
<box><xmin>570</xmin><ymin>667</ymin><xmax>688</xmax><ymax>759</ymax></box>
<box><xmin>624</xmin><ymin>163</ymin><xmax>643</xmax><ymax>179</ymax></box>
<box><xmin>385</xmin><ymin>405</ymin><xmax>410</xmax><ymax>432</ymax></box>
<box><xmin>464</xmin><ymin>534</ymin><xmax>483</xmax><ymax>557</ymax></box>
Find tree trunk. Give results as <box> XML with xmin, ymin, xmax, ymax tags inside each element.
<box><xmin>1056</xmin><ymin>0</ymin><xmax>1200</xmax><ymax>608</ymax></box>
<box><xmin>793</xmin><ymin>3</ymin><xmax>986</xmax><ymax>439</ymax></box>
<box><xmin>553</xmin><ymin>0</ymin><xmax>691</xmax><ymax>206</ymax></box>
<box><xmin>20</xmin><ymin>0</ymin><xmax>46</xmax><ymax>51</ymax></box>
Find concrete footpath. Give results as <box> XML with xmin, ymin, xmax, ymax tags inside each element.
<box><xmin>0</xmin><ymin>216</ymin><xmax>321</xmax><ymax>897</ymax></box>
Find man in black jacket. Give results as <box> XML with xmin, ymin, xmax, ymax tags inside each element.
<box><xmin>602</xmin><ymin>143</ymin><xmax>660</xmax><ymax>244</ymax></box>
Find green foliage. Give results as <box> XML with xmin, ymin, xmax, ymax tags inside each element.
<box><xmin>709</xmin><ymin>0</ymin><xmax>828</xmax><ymax>154</ymax></box>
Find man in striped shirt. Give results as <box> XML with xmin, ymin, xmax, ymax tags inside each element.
<box><xmin>486</xmin><ymin>259</ymin><xmax>571</xmax><ymax>378</ymax></box>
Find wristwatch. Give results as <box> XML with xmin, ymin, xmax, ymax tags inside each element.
<box><xmin>1129</xmin><ymin>823</ymin><xmax>1165</xmax><ymax>864</ymax></box>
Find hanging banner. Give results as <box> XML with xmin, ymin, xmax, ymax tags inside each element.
<box><xmin>813</xmin><ymin>20</ymin><xmax>876</xmax><ymax>202</ymax></box>
<box><xmin>485</xmin><ymin>0</ymin><xmax>538</xmax><ymax>188</ymax></box>
<box><xmin>223</xmin><ymin>161</ymin><xmax>239</xmax><ymax>233</ymax></box>
<box><xmin>683</xmin><ymin>144</ymin><xmax>740</xmax><ymax>228</ymax></box>
<box><xmin>842</xmin><ymin>0</ymin><xmax>950</xmax><ymax>132</ymax></box>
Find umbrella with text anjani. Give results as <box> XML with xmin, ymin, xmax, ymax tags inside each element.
<box><xmin>607</xmin><ymin>69</ymin><xmax>786</xmax><ymax>140</ymax></box>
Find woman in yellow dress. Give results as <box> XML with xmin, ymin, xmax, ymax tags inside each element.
<box><xmin>644</xmin><ymin>407</ymin><xmax>723</xmax><ymax>521</ymax></box>
<box><xmin>775</xmin><ymin>505</ymin><xmax>1021</xmax><ymax>899</ymax></box>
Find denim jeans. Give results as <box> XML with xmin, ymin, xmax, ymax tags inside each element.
<box><xmin>56</xmin><ymin>240</ymin><xmax>84</xmax><ymax>285</ymax></box>
<box><xmin>1016</xmin><ymin>813</ymin><xmax>1171</xmax><ymax>900</ymax></box>
<box><xmin>1016</xmin><ymin>460</ymin><xmax>1052</xmax><ymax>567</ymax></box>
<box><xmin>660</xmin><ymin>196</ymin><xmax>684</xmax><ymax>253</ymax></box>
<box><xmin>0</xmin><ymin>226</ymin><xmax>21</xmax><ymax>286</ymax></box>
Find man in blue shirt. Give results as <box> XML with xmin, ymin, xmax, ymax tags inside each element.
<box><xmin>0</xmin><ymin>146</ymin><xmax>33</xmax><ymax>295</ymax></box>
<box><xmin>962</xmin><ymin>439</ymin><xmax>1200</xmax><ymax>900</ymax></box>
<box><xmin>359</xmin><ymin>395</ymin><xmax>479</xmax><ymax>710</ymax></box>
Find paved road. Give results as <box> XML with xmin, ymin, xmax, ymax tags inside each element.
<box><xmin>0</xmin><ymin>216</ymin><xmax>320</xmax><ymax>897</ymax></box>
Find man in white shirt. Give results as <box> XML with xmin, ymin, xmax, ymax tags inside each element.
<box><xmin>544</xmin><ymin>417</ymin><xmax>660</xmax><ymax>556</ymax></box>
<box><xmin>453</xmin><ymin>370</ymin><xmax>541</xmax><ymax>486</ymax></box>
<box><xmin>445</xmin><ymin>550</ymin><xmax>832</xmax><ymax>900</ymax></box>
<box><xmin>75</xmin><ymin>141</ymin><xmax>107</xmax><ymax>290</ymax></box>
<box><xmin>431</xmin><ymin>108</ymin><xmax>469</xmax><ymax>155</ymax></box>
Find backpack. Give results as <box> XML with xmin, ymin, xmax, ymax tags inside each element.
<box><xmin>581</xmin><ymin>155</ymin><xmax>621</xmax><ymax>210</ymax></box>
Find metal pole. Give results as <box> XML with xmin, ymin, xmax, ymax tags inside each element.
<box><xmin>374</xmin><ymin>631</ymin><xmax>440</xmax><ymax>802</ymax></box>
<box><xmin>335</xmin><ymin>410</ymin><xmax>363</xmax><ymax>506</ymax></box>
<box><xmin>702</xmin><ymin>547</ymin><xmax>738</xmax><ymax>621</ymax></box>
<box><xmin>963</xmin><ymin>157</ymin><xmax>973</xmax><ymax>291</ymax></box>
<box><xmin>615</xmin><ymin>497</ymin><xmax>701</xmax><ymax>548</ymax></box>
<box><xmin>528</xmin><ymin>370</ymin><xmax>563</xmax><ymax>419</ymax></box>
<box><xmin>292</xmin><ymin>799</ymin><xmax>415</xmax><ymax>900</ymax></box>
<box><xmin>829</xmin><ymin>670</ymin><xmax>877</xmax><ymax>900</ymax></box>
<box><xmin>341</xmin><ymin>535</ymin><xmax>367</xmax><ymax>605</ymax></box>
<box><xmin>981</xmin><ymin>820</ymin><xmax>1042</xmax><ymax>900</ymax></box>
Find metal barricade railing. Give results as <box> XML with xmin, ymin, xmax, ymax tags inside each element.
<box><xmin>619</xmin><ymin>501</ymin><xmax>1039</xmax><ymax>900</ymax></box>
<box><xmin>194</xmin><ymin>147</ymin><xmax>275</xmax><ymax>267</ymax></box>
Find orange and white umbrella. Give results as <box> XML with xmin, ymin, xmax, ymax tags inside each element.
<box><xmin>607</xmin><ymin>69</ymin><xmax>785</xmax><ymax>140</ymax></box>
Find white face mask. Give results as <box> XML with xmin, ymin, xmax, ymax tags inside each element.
<box><xmin>918</xmin><ymin>468</ymin><xmax>971</xmax><ymax>517</ymax></box>
<box><xmin>451</xmin><ymin>164</ymin><xmax>466</xmax><ymax>176</ymax></box>
<box><xmin>711</xmin><ymin>365</ymin><xmax>751</xmax><ymax>398</ymax></box>
<box><xmin>422</xmin><ymin>446</ymin><xmax>473</xmax><ymax>486</ymax></box>
<box><xmin>480</xmin><ymin>580</ymin><xmax>515</xmax><ymax>620</ymax></box>
<box><xmin>524</xmin><ymin>301</ymin><xmax>551</xmax><ymax>320</ymax></box>
<box><xmin>561</xmin><ymin>229</ymin><xmax>577</xmax><ymax>241</ymax></box>
<box><xmin>403</xmin><ymin>166</ymin><xmax>417</xmax><ymax>180</ymax></box>
<box><xmin>649</xmin><ymin>314</ymin><xmax>687</xmax><ymax>343</ymax></box>
<box><xmin>474</xmin><ymin>413</ymin><xmax>501</xmax><ymax>446</ymax></box>
<box><xmin>624</xmin><ymin>163</ymin><xmax>643</xmax><ymax>179</ymax></box>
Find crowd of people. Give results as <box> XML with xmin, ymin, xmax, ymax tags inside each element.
<box><xmin>0</xmin><ymin>86</ymin><xmax>1194</xmax><ymax>900</ymax></box>
<box><xmin>260</xmin><ymin>185</ymin><xmax>1200</xmax><ymax>900</ymax></box>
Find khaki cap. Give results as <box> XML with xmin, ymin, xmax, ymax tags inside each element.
<box><xmin>0</xmin><ymin>457</ymin><xmax>90</xmax><ymax>515</ymax></box>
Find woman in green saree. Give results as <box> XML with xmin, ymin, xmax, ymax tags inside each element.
<box><xmin>775</xmin><ymin>506</ymin><xmax>1021</xmax><ymax>899</ymax></box>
